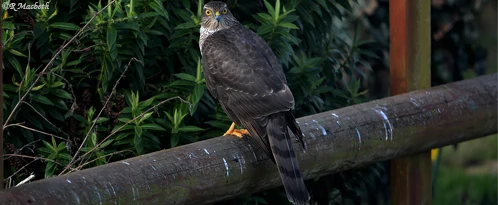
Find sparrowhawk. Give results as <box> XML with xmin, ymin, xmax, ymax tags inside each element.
<box><xmin>199</xmin><ymin>1</ymin><xmax>310</xmax><ymax>204</ymax></box>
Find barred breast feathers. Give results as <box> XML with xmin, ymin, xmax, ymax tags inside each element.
<box><xmin>199</xmin><ymin>26</ymin><xmax>221</xmax><ymax>53</ymax></box>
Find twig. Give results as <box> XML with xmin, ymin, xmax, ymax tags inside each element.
<box><xmin>71</xmin><ymin>150</ymin><xmax>133</xmax><ymax>173</ymax></box>
<box><xmin>73</xmin><ymin>44</ymin><xmax>103</xmax><ymax>52</ymax></box>
<box><xmin>60</xmin><ymin>96</ymin><xmax>191</xmax><ymax>175</ymax></box>
<box><xmin>62</xmin><ymin>57</ymin><xmax>141</xmax><ymax>174</ymax></box>
<box><xmin>2</xmin><ymin>154</ymin><xmax>73</xmax><ymax>170</ymax></box>
<box><xmin>4</xmin><ymin>159</ymin><xmax>39</xmax><ymax>184</ymax></box>
<box><xmin>3</xmin><ymin>31</ymin><xmax>33</xmax><ymax>45</ymax></box>
<box><xmin>58</xmin><ymin>68</ymin><xmax>93</xmax><ymax>79</ymax></box>
<box><xmin>46</xmin><ymin>72</ymin><xmax>77</xmax><ymax>105</ymax></box>
<box><xmin>2</xmin><ymin>0</ymin><xmax>118</xmax><ymax>129</ymax></box>
<box><xmin>2</xmin><ymin>138</ymin><xmax>40</xmax><ymax>161</ymax></box>
<box><xmin>4</xmin><ymin>123</ymin><xmax>67</xmax><ymax>142</ymax></box>
<box><xmin>21</xmin><ymin>102</ymin><xmax>72</xmax><ymax>140</ymax></box>
<box><xmin>6</xmin><ymin>178</ymin><xmax>12</xmax><ymax>189</ymax></box>
<box><xmin>15</xmin><ymin>173</ymin><xmax>35</xmax><ymax>187</ymax></box>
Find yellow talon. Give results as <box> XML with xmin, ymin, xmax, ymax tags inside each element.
<box><xmin>223</xmin><ymin>122</ymin><xmax>249</xmax><ymax>138</ymax></box>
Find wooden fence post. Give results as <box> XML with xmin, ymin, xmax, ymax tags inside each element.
<box><xmin>0</xmin><ymin>6</ymin><xmax>4</xmax><ymax>190</ymax></box>
<box><xmin>390</xmin><ymin>0</ymin><xmax>432</xmax><ymax>204</ymax></box>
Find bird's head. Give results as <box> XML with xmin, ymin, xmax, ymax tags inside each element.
<box><xmin>201</xmin><ymin>1</ymin><xmax>238</xmax><ymax>31</ymax></box>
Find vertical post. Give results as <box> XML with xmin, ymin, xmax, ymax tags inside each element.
<box><xmin>390</xmin><ymin>0</ymin><xmax>431</xmax><ymax>204</ymax></box>
<box><xmin>0</xmin><ymin>6</ymin><xmax>4</xmax><ymax>189</ymax></box>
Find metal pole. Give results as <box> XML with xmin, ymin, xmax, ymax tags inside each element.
<box><xmin>390</xmin><ymin>0</ymin><xmax>432</xmax><ymax>204</ymax></box>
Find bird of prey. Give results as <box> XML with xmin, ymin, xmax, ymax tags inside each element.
<box><xmin>199</xmin><ymin>1</ymin><xmax>310</xmax><ymax>204</ymax></box>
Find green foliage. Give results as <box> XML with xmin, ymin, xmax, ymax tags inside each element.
<box><xmin>38</xmin><ymin>137</ymin><xmax>71</xmax><ymax>178</ymax></box>
<box><xmin>435</xmin><ymin>166</ymin><xmax>497</xmax><ymax>205</ymax></box>
<box><xmin>252</xmin><ymin>0</ymin><xmax>300</xmax><ymax>66</ymax></box>
<box><xmin>113</xmin><ymin>91</ymin><xmax>162</xmax><ymax>155</ymax></box>
<box><xmin>72</xmin><ymin>106</ymin><xmax>111</xmax><ymax>166</ymax></box>
<box><xmin>2</xmin><ymin>0</ymin><xmax>376</xmax><ymax>203</ymax></box>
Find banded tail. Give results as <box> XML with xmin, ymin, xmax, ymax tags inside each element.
<box><xmin>267</xmin><ymin>112</ymin><xmax>310</xmax><ymax>205</ymax></box>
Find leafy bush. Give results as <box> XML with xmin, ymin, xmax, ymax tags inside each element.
<box><xmin>2</xmin><ymin>0</ymin><xmax>378</xmax><ymax>203</ymax></box>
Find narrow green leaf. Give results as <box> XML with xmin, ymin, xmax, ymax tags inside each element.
<box><xmin>145</xmin><ymin>29</ymin><xmax>163</xmax><ymax>35</ymax></box>
<box><xmin>44</xmin><ymin>162</ymin><xmax>56</xmax><ymax>178</ymax></box>
<box><xmin>134</xmin><ymin>125</ymin><xmax>143</xmax><ymax>137</ymax></box>
<box><xmin>140</xmin><ymin>112</ymin><xmax>153</xmax><ymax>123</ymax></box>
<box><xmin>31</xmin><ymin>94</ymin><xmax>54</xmax><ymax>106</ymax></box>
<box><xmin>170</xmin><ymin>135</ymin><xmax>179</xmax><ymax>147</ymax></box>
<box><xmin>59</xmin><ymin>153</ymin><xmax>72</xmax><ymax>161</ymax></box>
<box><xmin>138</xmin><ymin>97</ymin><xmax>155</xmax><ymax>109</ymax></box>
<box><xmin>90</xmin><ymin>132</ymin><xmax>97</xmax><ymax>147</ymax></box>
<box><xmin>112</xmin><ymin>124</ymin><xmax>135</xmax><ymax>133</ymax></box>
<box><xmin>6</xmin><ymin>55</ymin><xmax>23</xmax><ymax>76</ymax></box>
<box><xmin>263</xmin><ymin>0</ymin><xmax>275</xmax><ymax>18</ymax></box>
<box><xmin>141</xmin><ymin>123</ymin><xmax>166</xmax><ymax>131</ymax></box>
<box><xmin>107</xmin><ymin>26</ymin><xmax>117</xmax><ymax>50</ymax></box>
<box><xmin>100</xmin><ymin>140</ymin><xmax>114</xmax><ymax>149</ymax></box>
<box><xmin>95</xmin><ymin>117</ymin><xmax>109</xmax><ymax>124</ymax></box>
<box><xmin>174</xmin><ymin>22</ymin><xmax>197</xmax><ymax>30</ymax></box>
<box><xmin>48</xmin><ymin>9</ymin><xmax>58</xmax><ymax>21</ymax></box>
<box><xmin>173</xmin><ymin>73</ymin><xmax>197</xmax><ymax>82</ymax></box>
<box><xmin>57</xmin><ymin>142</ymin><xmax>66</xmax><ymax>151</ymax></box>
<box><xmin>134</xmin><ymin>133</ymin><xmax>144</xmax><ymax>154</ymax></box>
<box><xmin>257</xmin><ymin>24</ymin><xmax>274</xmax><ymax>35</ymax></box>
<box><xmin>50</xmin><ymin>82</ymin><xmax>65</xmax><ymax>88</ymax></box>
<box><xmin>138</xmin><ymin>12</ymin><xmax>160</xmax><ymax>19</ymax></box>
<box><xmin>164</xmin><ymin>111</ymin><xmax>174</xmax><ymax>123</ymax></box>
<box><xmin>52</xmin><ymin>89</ymin><xmax>73</xmax><ymax>99</ymax></box>
<box><xmin>275</xmin><ymin>0</ymin><xmax>280</xmax><ymax>21</ymax></box>
<box><xmin>257</xmin><ymin>13</ymin><xmax>273</xmax><ymax>21</ymax></box>
<box><xmin>178</xmin><ymin>126</ymin><xmax>205</xmax><ymax>132</ymax></box>
<box><xmin>149</xmin><ymin>0</ymin><xmax>169</xmax><ymax>20</ymax></box>
<box><xmin>278</xmin><ymin>22</ymin><xmax>299</xmax><ymax>29</ymax></box>
<box><xmin>2</xmin><ymin>22</ymin><xmax>15</xmax><ymax>30</ymax></box>
<box><xmin>8</xmin><ymin>49</ymin><xmax>27</xmax><ymax>57</ymax></box>
<box><xmin>42</xmin><ymin>140</ymin><xmax>56</xmax><ymax>152</ymax></box>
<box><xmin>50</xmin><ymin>22</ymin><xmax>80</xmax><ymax>31</ymax></box>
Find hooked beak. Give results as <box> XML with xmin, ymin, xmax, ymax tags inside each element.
<box><xmin>215</xmin><ymin>11</ymin><xmax>221</xmax><ymax>22</ymax></box>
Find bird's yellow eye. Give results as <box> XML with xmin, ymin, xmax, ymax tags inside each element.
<box><xmin>222</xmin><ymin>8</ymin><xmax>228</xmax><ymax>14</ymax></box>
<box><xmin>205</xmin><ymin>9</ymin><xmax>212</xmax><ymax>16</ymax></box>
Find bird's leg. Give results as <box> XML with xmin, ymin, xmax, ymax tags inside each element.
<box><xmin>223</xmin><ymin>122</ymin><xmax>249</xmax><ymax>138</ymax></box>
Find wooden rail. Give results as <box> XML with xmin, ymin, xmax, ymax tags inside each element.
<box><xmin>0</xmin><ymin>74</ymin><xmax>496</xmax><ymax>205</ymax></box>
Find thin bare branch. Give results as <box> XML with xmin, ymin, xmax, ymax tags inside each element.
<box><xmin>4</xmin><ymin>123</ymin><xmax>67</xmax><ymax>142</ymax></box>
<box><xmin>15</xmin><ymin>173</ymin><xmax>35</xmax><ymax>187</ymax></box>
<box><xmin>46</xmin><ymin>72</ymin><xmax>77</xmax><ymax>105</ymax></box>
<box><xmin>21</xmin><ymin>102</ymin><xmax>71</xmax><ymax>140</ymax></box>
<box><xmin>3</xmin><ymin>0</ymin><xmax>118</xmax><ymax>129</ymax></box>
<box><xmin>2</xmin><ymin>138</ymin><xmax>40</xmax><ymax>161</ymax></box>
<box><xmin>62</xmin><ymin>57</ymin><xmax>141</xmax><ymax>174</ymax></box>
<box><xmin>4</xmin><ymin>159</ymin><xmax>39</xmax><ymax>185</ymax></box>
<box><xmin>3</xmin><ymin>31</ymin><xmax>33</xmax><ymax>45</ymax></box>
<box><xmin>3</xmin><ymin>154</ymin><xmax>73</xmax><ymax>171</ymax></box>
<box><xmin>59</xmin><ymin>96</ymin><xmax>191</xmax><ymax>175</ymax></box>
<box><xmin>72</xmin><ymin>150</ymin><xmax>133</xmax><ymax>172</ymax></box>
<box><xmin>72</xmin><ymin>44</ymin><xmax>104</xmax><ymax>52</ymax></box>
